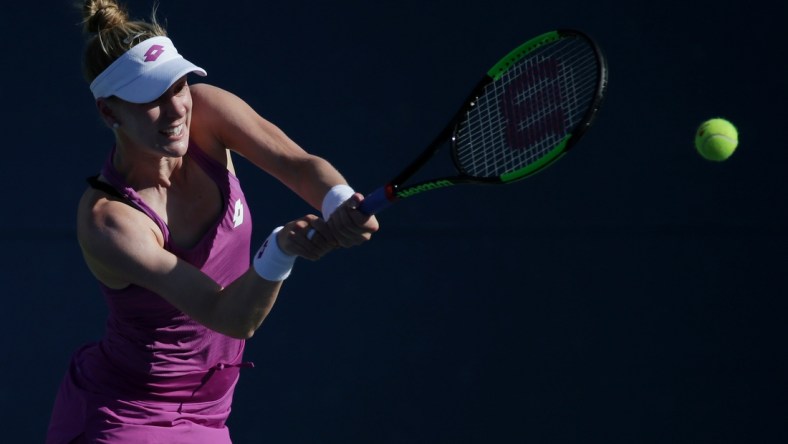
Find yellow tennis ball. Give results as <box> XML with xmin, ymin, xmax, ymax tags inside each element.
<box><xmin>695</xmin><ymin>118</ymin><xmax>738</xmax><ymax>161</ymax></box>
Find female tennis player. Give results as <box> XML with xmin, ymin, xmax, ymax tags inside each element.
<box><xmin>46</xmin><ymin>1</ymin><xmax>378</xmax><ymax>442</ymax></box>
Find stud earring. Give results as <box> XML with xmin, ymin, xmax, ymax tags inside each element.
<box><xmin>112</xmin><ymin>122</ymin><xmax>120</xmax><ymax>129</ymax></box>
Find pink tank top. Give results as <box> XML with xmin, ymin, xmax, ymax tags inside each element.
<box><xmin>77</xmin><ymin>142</ymin><xmax>254</xmax><ymax>404</ymax></box>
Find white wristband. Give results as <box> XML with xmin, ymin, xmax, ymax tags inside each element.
<box><xmin>321</xmin><ymin>184</ymin><xmax>355</xmax><ymax>220</ymax></box>
<box><xmin>253</xmin><ymin>227</ymin><xmax>297</xmax><ymax>281</ymax></box>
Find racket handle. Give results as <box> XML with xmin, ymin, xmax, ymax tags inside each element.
<box><xmin>305</xmin><ymin>186</ymin><xmax>391</xmax><ymax>239</ymax></box>
<box><xmin>357</xmin><ymin>186</ymin><xmax>394</xmax><ymax>215</ymax></box>
<box><xmin>304</xmin><ymin>186</ymin><xmax>390</xmax><ymax>239</ymax></box>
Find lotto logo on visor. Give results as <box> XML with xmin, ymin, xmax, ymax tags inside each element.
<box><xmin>89</xmin><ymin>36</ymin><xmax>207</xmax><ymax>104</ymax></box>
<box><xmin>144</xmin><ymin>44</ymin><xmax>165</xmax><ymax>62</ymax></box>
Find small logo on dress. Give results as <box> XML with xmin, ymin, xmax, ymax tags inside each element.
<box><xmin>232</xmin><ymin>199</ymin><xmax>244</xmax><ymax>228</ymax></box>
<box><xmin>144</xmin><ymin>45</ymin><xmax>165</xmax><ymax>62</ymax></box>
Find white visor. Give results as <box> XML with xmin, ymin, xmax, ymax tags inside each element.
<box><xmin>89</xmin><ymin>36</ymin><xmax>207</xmax><ymax>104</ymax></box>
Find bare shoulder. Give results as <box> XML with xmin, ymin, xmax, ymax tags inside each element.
<box><xmin>189</xmin><ymin>82</ymin><xmax>218</xmax><ymax>102</ymax></box>
<box><xmin>190</xmin><ymin>83</ymin><xmax>241</xmax><ymax>109</ymax></box>
<box><xmin>77</xmin><ymin>187</ymin><xmax>164</xmax><ymax>287</ymax></box>
<box><xmin>188</xmin><ymin>84</ymin><xmax>236</xmax><ymax>165</ymax></box>
<box><xmin>190</xmin><ymin>83</ymin><xmax>257</xmax><ymax>124</ymax></box>
<box><xmin>78</xmin><ymin>187</ymin><xmax>163</xmax><ymax>245</ymax></box>
<box><xmin>189</xmin><ymin>82</ymin><xmax>263</xmax><ymax>168</ymax></box>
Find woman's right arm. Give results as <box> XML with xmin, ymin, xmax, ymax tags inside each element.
<box><xmin>77</xmin><ymin>190</ymin><xmax>334</xmax><ymax>339</ymax></box>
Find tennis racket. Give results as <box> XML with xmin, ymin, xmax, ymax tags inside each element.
<box><xmin>356</xmin><ymin>29</ymin><xmax>608</xmax><ymax>215</ymax></box>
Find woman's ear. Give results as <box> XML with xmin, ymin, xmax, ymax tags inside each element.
<box><xmin>96</xmin><ymin>98</ymin><xmax>121</xmax><ymax>130</ymax></box>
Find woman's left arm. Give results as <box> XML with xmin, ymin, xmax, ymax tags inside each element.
<box><xmin>190</xmin><ymin>83</ymin><xmax>343</xmax><ymax>206</ymax></box>
<box><xmin>189</xmin><ymin>83</ymin><xmax>378</xmax><ymax>241</ymax></box>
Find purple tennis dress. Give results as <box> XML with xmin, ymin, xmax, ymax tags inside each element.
<box><xmin>47</xmin><ymin>143</ymin><xmax>254</xmax><ymax>443</ymax></box>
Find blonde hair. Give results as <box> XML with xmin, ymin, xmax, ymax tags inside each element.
<box><xmin>79</xmin><ymin>0</ymin><xmax>167</xmax><ymax>83</ymax></box>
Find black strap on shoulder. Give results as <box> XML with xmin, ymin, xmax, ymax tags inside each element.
<box><xmin>86</xmin><ymin>175</ymin><xmax>126</xmax><ymax>200</ymax></box>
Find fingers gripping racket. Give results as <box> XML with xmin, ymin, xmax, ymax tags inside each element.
<box><xmin>356</xmin><ymin>29</ymin><xmax>608</xmax><ymax>215</ymax></box>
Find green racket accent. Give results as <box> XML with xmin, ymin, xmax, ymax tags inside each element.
<box><xmin>499</xmin><ymin>135</ymin><xmax>571</xmax><ymax>183</ymax></box>
<box><xmin>487</xmin><ymin>31</ymin><xmax>561</xmax><ymax>81</ymax></box>
<box><xmin>396</xmin><ymin>179</ymin><xmax>455</xmax><ymax>198</ymax></box>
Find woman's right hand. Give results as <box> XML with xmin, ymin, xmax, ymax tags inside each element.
<box><xmin>276</xmin><ymin>214</ymin><xmax>338</xmax><ymax>261</ymax></box>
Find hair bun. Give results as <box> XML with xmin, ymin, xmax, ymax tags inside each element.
<box><xmin>82</xmin><ymin>0</ymin><xmax>129</xmax><ymax>34</ymax></box>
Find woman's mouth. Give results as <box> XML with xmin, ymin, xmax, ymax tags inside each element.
<box><xmin>161</xmin><ymin>124</ymin><xmax>185</xmax><ymax>138</ymax></box>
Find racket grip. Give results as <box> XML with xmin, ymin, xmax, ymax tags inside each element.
<box><xmin>306</xmin><ymin>186</ymin><xmax>390</xmax><ymax>239</ymax></box>
<box><xmin>357</xmin><ymin>186</ymin><xmax>394</xmax><ymax>215</ymax></box>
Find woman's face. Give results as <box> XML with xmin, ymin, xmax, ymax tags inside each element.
<box><xmin>103</xmin><ymin>76</ymin><xmax>193</xmax><ymax>158</ymax></box>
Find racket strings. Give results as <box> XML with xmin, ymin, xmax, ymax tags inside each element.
<box><xmin>455</xmin><ymin>37</ymin><xmax>600</xmax><ymax>179</ymax></box>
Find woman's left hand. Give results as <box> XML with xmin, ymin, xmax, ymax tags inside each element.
<box><xmin>326</xmin><ymin>193</ymin><xmax>380</xmax><ymax>248</ymax></box>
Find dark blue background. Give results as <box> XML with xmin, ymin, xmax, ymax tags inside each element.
<box><xmin>2</xmin><ymin>1</ymin><xmax>787</xmax><ymax>442</ymax></box>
